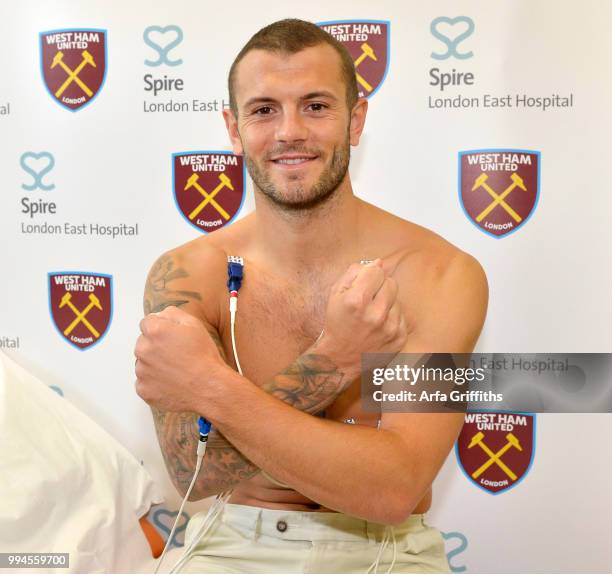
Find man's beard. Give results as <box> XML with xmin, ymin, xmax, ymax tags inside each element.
<box><xmin>245</xmin><ymin>140</ymin><xmax>350</xmax><ymax>212</ymax></box>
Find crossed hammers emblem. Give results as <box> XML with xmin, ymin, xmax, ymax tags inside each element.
<box><xmin>353</xmin><ymin>42</ymin><xmax>377</xmax><ymax>93</ymax></box>
<box><xmin>59</xmin><ymin>292</ymin><xmax>103</xmax><ymax>338</ymax></box>
<box><xmin>184</xmin><ymin>173</ymin><xmax>234</xmax><ymax>221</ymax></box>
<box><xmin>51</xmin><ymin>50</ymin><xmax>96</xmax><ymax>98</ymax></box>
<box><xmin>471</xmin><ymin>173</ymin><xmax>527</xmax><ymax>223</ymax></box>
<box><xmin>468</xmin><ymin>431</ymin><xmax>522</xmax><ymax>481</ymax></box>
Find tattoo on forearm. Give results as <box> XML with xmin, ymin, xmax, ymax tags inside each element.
<box><xmin>195</xmin><ymin>352</ymin><xmax>345</xmax><ymax>494</ymax></box>
<box><xmin>199</xmin><ymin>431</ymin><xmax>260</xmax><ymax>492</ymax></box>
<box><xmin>143</xmin><ymin>254</ymin><xmax>202</xmax><ymax>314</ymax></box>
<box><xmin>152</xmin><ymin>353</ymin><xmax>346</xmax><ymax>496</ymax></box>
<box><xmin>199</xmin><ymin>329</ymin><xmax>260</xmax><ymax>493</ymax></box>
<box><xmin>151</xmin><ymin>407</ymin><xmax>200</xmax><ymax>493</ymax></box>
<box><xmin>152</xmin><ymin>403</ymin><xmax>258</xmax><ymax>496</ymax></box>
<box><xmin>262</xmin><ymin>354</ymin><xmax>345</xmax><ymax>414</ymax></box>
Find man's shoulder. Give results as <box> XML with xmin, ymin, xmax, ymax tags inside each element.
<box><xmin>162</xmin><ymin>235</ymin><xmax>229</xmax><ymax>276</ymax></box>
<box><xmin>396</xmin><ymin>224</ymin><xmax>484</xmax><ymax>288</ymax></box>
<box><xmin>366</xmin><ymin>202</ymin><xmax>482</xmax><ymax>281</ymax></box>
<box><xmin>143</xmin><ymin>217</ymin><xmax>252</xmax><ymax>320</ymax></box>
<box><xmin>366</xmin><ymin>203</ymin><xmax>488</xmax><ymax>340</ymax></box>
<box><xmin>150</xmin><ymin>214</ymin><xmax>253</xmax><ymax>281</ymax></box>
<box><xmin>397</xmin><ymin>240</ymin><xmax>488</xmax><ymax>352</ymax></box>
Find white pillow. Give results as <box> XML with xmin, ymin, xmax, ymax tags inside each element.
<box><xmin>0</xmin><ymin>352</ymin><xmax>163</xmax><ymax>573</ymax></box>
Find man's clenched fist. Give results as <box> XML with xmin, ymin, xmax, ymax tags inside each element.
<box><xmin>134</xmin><ymin>306</ymin><xmax>227</xmax><ymax>413</ymax></box>
<box><xmin>316</xmin><ymin>259</ymin><xmax>408</xmax><ymax>384</ymax></box>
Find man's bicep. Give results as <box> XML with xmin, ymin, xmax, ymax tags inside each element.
<box><xmin>401</xmin><ymin>251</ymin><xmax>488</xmax><ymax>354</ymax></box>
<box><xmin>376</xmin><ymin>252</ymin><xmax>488</xmax><ymax>501</ymax></box>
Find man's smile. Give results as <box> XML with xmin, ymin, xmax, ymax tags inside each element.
<box><xmin>269</xmin><ymin>153</ymin><xmax>319</xmax><ymax>170</ymax></box>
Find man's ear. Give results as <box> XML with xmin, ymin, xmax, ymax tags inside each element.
<box><xmin>349</xmin><ymin>97</ymin><xmax>368</xmax><ymax>147</ymax></box>
<box><xmin>223</xmin><ymin>109</ymin><xmax>244</xmax><ymax>155</ymax></box>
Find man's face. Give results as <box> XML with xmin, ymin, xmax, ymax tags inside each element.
<box><xmin>225</xmin><ymin>44</ymin><xmax>365</xmax><ymax>211</ymax></box>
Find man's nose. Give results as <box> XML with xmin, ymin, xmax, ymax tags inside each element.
<box><xmin>275</xmin><ymin>109</ymin><xmax>308</xmax><ymax>143</ymax></box>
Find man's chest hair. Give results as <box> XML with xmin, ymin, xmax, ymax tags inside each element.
<box><xmin>238</xmin><ymin>278</ymin><xmax>328</xmax><ymax>350</ymax></box>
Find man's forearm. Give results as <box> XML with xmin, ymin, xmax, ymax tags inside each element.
<box><xmin>151</xmin><ymin>407</ymin><xmax>201</xmax><ymax>495</ymax></box>
<box><xmin>154</xmin><ymin>345</ymin><xmax>350</xmax><ymax>499</ymax></box>
<box><xmin>200</xmin><ymin>351</ymin><xmax>348</xmax><ymax>497</ymax></box>
<box><xmin>151</xmin><ymin>405</ymin><xmax>258</xmax><ymax>497</ymax></box>
<box><xmin>205</xmin><ymin>369</ymin><xmax>418</xmax><ymax>525</ymax></box>
<box><xmin>260</xmin><ymin>351</ymin><xmax>349</xmax><ymax>414</ymax></box>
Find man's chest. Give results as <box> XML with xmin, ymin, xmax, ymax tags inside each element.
<box><xmin>221</xmin><ymin>277</ymin><xmax>328</xmax><ymax>383</ymax></box>
<box><xmin>217</xmin><ymin>276</ymin><xmax>380</xmax><ymax>427</ymax></box>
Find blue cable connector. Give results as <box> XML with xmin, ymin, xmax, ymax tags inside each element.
<box><xmin>227</xmin><ymin>256</ymin><xmax>244</xmax><ymax>293</ymax></box>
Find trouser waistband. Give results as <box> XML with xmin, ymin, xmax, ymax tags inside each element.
<box><xmin>215</xmin><ymin>503</ymin><xmax>426</xmax><ymax>542</ymax></box>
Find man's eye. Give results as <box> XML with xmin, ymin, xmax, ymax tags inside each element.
<box><xmin>308</xmin><ymin>103</ymin><xmax>326</xmax><ymax>112</ymax></box>
<box><xmin>255</xmin><ymin>106</ymin><xmax>273</xmax><ymax>115</ymax></box>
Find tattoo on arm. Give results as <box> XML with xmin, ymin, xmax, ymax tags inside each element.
<box><xmin>197</xmin><ymin>329</ymin><xmax>260</xmax><ymax>494</ymax></box>
<box><xmin>195</xmin><ymin>351</ymin><xmax>346</xmax><ymax>495</ymax></box>
<box><xmin>143</xmin><ymin>254</ymin><xmax>202</xmax><ymax>314</ymax></box>
<box><xmin>151</xmin><ymin>337</ymin><xmax>346</xmax><ymax>496</ymax></box>
<box><xmin>144</xmin><ymin>252</ymin><xmax>347</xmax><ymax>497</ymax></box>
<box><xmin>143</xmin><ymin>252</ymin><xmax>234</xmax><ymax>496</ymax></box>
<box><xmin>151</xmin><ymin>407</ymin><xmax>201</xmax><ymax>495</ymax></box>
<box><xmin>262</xmin><ymin>354</ymin><xmax>345</xmax><ymax>415</ymax></box>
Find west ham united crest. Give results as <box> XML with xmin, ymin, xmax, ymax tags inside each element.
<box><xmin>318</xmin><ymin>20</ymin><xmax>390</xmax><ymax>99</ymax></box>
<box><xmin>173</xmin><ymin>151</ymin><xmax>245</xmax><ymax>233</ymax></box>
<box><xmin>48</xmin><ymin>272</ymin><xmax>113</xmax><ymax>350</ymax></box>
<box><xmin>456</xmin><ymin>412</ymin><xmax>535</xmax><ymax>494</ymax></box>
<box><xmin>40</xmin><ymin>29</ymin><xmax>107</xmax><ymax>111</ymax></box>
<box><xmin>459</xmin><ymin>149</ymin><xmax>540</xmax><ymax>238</ymax></box>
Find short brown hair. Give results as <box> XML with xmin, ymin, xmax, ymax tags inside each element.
<box><xmin>228</xmin><ymin>19</ymin><xmax>358</xmax><ymax>115</ymax></box>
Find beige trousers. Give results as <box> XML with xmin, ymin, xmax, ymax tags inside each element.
<box><xmin>179</xmin><ymin>503</ymin><xmax>452</xmax><ymax>574</ymax></box>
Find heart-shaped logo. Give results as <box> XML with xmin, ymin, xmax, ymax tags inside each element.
<box><xmin>152</xmin><ymin>507</ymin><xmax>190</xmax><ymax>547</ymax></box>
<box><xmin>430</xmin><ymin>16</ymin><xmax>475</xmax><ymax>60</ymax></box>
<box><xmin>20</xmin><ymin>151</ymin><xmax>55</xmax><ymax>191</ymax></box>
<box><xmin>143</xmin><ymin>25</ymin><xmax>183</xmax><ymax>67</ymax></box>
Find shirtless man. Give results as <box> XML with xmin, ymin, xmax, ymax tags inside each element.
<box><xmin>135</xmin><ymin>19</ymin><xmax>488</xmax><ymax>573</ymax></box>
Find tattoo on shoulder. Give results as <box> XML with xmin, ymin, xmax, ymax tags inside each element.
<box><xmin>144</xmin><ymin>253</ymin><xmax>202</xmax><ymax>314</ymax></box>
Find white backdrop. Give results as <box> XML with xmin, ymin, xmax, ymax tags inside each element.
<box><xmin>1</xmin><ymin>1</ymin><xmax>611</xmax><ymax>572</ymax></box>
